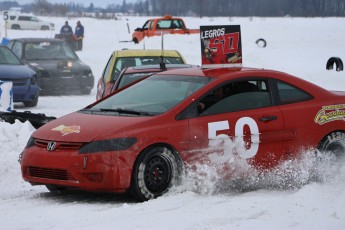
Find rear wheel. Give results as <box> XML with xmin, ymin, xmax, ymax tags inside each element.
<box><xmin>130</xmin><ymin>146</ymin><xmax>183</xmax><ymax>201</ymax></box>
<box><xmin>80</xmin><ymin>88</ymin><xmax>92</xmax><ymax>95</ymax></box>
<box><xmin>11</xmin><ymin>24</ymin><xmax>20</xmax><ymax>30</ymax></box>
<box><xmin>40</xmin><ymin>25</ymin><xmax>49</xmax><ymax>30</ymax></box>
<box><xmin>313</xmin><ymin>131</ymin><xmax>345</xmax><ymax>181</ymax></box>
<box><xmin>318</xmin><ymin>131</ymin><xmax>345</xmax><ymax>159</ymax></box>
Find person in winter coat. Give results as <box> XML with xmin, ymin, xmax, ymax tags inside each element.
<box><xmin>75</xmin><ymin>21</ymin><xmax>84</xmax><ymax>51</ymax></box>
<box><xmin>60</xmin><ymin>21</ymin><xmax>73</xmax><ymax>38</ymax></box>
<box><xmin>60</xmin><ymin>21</ymin><xmax>74</xmax><ymax>49</ymax></box>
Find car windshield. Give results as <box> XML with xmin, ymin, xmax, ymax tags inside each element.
<box><xmin>91</xmin><ymin>74</ymin><xmax>212</xmax><ymax>115</ymax></box>
<box><xmin>0</xmin><ymin>47</ymin><xmax>21</xmax><ymax>65</ymax></box>
<box><xmin>24</xmin><ymin>41</ymin><xmax>78</xmax><ymax>60</ymax></box>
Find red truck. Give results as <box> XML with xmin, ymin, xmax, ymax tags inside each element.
<box><xmin>132</xmin><ymin>15</ymin><xmax>200</xmax><ymax>43</ymax></box>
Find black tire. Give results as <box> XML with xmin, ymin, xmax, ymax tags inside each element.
<box><xmin>80</xmin><ymin>88</ymin><xmax>92</xmax><ymax>95</ymax></box>
<box><xmin>130</xmin><ymin>146</ymin><xmax>183</xmax><ymax>201</ymax></box>
<box><xmin>326</xmin><ymin>57</ymin><xmax>343</xmax><ymax>71</ymax></box>
<box><xmin>132</xmin><ymin>37</ymin><xmax>139</xmax><ymax>44</ymax></box>
<box><xmin>40</xmin><ymin>25</ymin><xmax>50</xmax><ymax>30</ymax></box>
<box><xmin>23</xmin><ymin>95</ymin><xmax>39</xmax><ymax>107</ymax></box>
<box><xmin>11</xmin><ymin>24</ymin><xmax>20</xmax><ymax>30</ymax></box>
<box><xmin>46</xmin><ymin>185</ymin><xmax>67</xmax><ymax>193</ymax></box>
<box><xmin>318</xmin><ymin>131</ymin><xmax>345</xmax><ymax>160</ymax></box>
<box><xmin>256</xmin><ymin>38</ymin><xmax>267</xmax><ymax>48</ymax></box>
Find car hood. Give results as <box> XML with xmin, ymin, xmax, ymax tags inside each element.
<box><xmin>0</xmin><ymin>65</ymin><xmax>35</xmax><ymax>79</ymax></box>
<box><xmin>32</xmin><ymin>111</ymin><xmax>153</xmax><ymax>142</ymax></box>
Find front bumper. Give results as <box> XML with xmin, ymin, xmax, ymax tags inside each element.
<box><xmin>38</xmin><ymin>74</ymin><xmax>94</xmax><ymax>94</ymax></box>
<box><xmin>20</xmin><ymin>144</ymin><xmax>134</xmax><ymax>193</ymax></box>
<box><xmin>11</xmin><ymin>79</ymin><xmax>40</xmax><ymax>103</ymax></box>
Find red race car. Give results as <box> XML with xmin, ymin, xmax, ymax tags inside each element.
<box><xmin>20</xmin><ymin>66</ymin><xmax>345</xmax><ymax>201</ymax></box>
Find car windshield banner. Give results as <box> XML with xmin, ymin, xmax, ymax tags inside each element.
<box><xmin>200</xmin><ymin>25</ymin><xmax>242</xmax><ymax>68</ymax></box>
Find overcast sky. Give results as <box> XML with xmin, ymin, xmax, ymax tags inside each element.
<box><xmin>13</xmin><ymin>0</ymin><xmax>137</xmax><ymax>8</ymax></box>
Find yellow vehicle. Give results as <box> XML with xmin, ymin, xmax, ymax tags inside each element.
<box><xmin>96</xmin><ymin>49</ymin><xmax>187</xmax><ymax>99</ymax></box>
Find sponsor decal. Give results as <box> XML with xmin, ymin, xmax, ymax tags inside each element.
<box><xmin>52</xmin><ymin>125</ymin><xmax>81</xmax><ymax>136</ymax></box>
<box><xmin>200</xmin><ymin>25</ymin><xmax>242</xmax><ymax>68</ymax></box>
<box><xmin>314</xmin><ymin>104</ymin><xmax>345</xmax><ymax>125</ymax></box>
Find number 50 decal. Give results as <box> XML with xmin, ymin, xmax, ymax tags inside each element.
<box><xmin>208</xmin><ymin>117</ymin><xmax>259</xmax><ymax>159</ymax></box>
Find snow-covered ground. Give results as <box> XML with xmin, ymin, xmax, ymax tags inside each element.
<box><xmin>0</xmin><ymin>16</ymin><xmax>345</xmax><ymax>230</ymax></box>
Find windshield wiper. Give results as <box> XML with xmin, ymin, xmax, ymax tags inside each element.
<box><xmin>99</xmin><ymin>108</ymin><xmax>153</xmax><ymax>116</ymax></box>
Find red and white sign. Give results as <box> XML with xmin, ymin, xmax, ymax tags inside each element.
<box><xmin>200</xmin><ymin>25</ymin><xmax>242</xmax><ymax>68</ymax></box>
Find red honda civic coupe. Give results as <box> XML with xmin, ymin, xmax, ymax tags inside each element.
<box><xmin>20</xmin><ymin>66</ymin><xmax>345</xmax><ymax>201</ymax></box>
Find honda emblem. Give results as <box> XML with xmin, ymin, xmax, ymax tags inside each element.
<box><xmin>47</xmin><ymin>141</ymin><xmax>57</xmax><ymax>151</ymax></box>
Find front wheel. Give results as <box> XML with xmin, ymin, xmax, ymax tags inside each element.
<box><xmin>132</xmin><ymin>37</ymin><xmax>138</xmax><ymax>44</ymax></box>
<box><xmin>130</xmin><ymin>146</ymin><xmax>183</xmax><ymax>201</ymax></box>
<box><xmin>46</xmin><ymin>185</ymin><xmax>67</xmax><ymax>193</ymax></box>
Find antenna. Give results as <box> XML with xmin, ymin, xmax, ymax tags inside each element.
<box><xmin>160</xmin><ymin>31</ymin><xmax>166</xmax><ymax>70</ymax></box>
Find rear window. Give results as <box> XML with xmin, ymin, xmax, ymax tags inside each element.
<box><xmin>276</xmin><ymin>80</ymin><xmax>313</xmax><ymax>104</ymax></box>
<box><xmin>110</xmin><ymin>56</ymin><xmax>184</xmax><ymax>82</ymax></box>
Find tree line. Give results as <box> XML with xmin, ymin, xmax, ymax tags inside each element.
<box><xmin>1</xmin><ymin>0</ymin><xmax>345</xmax><ymax>17</ymax></box>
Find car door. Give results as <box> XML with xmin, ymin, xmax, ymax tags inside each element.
<box><xmin>186</xmin><ymin>78</ymin><xmax>287</xmax><ymax>169</ymax></box>
<box><xmin>96</xmin><ymin>53</ymin><xmax>115</xmax><ymax>99</ymax></box>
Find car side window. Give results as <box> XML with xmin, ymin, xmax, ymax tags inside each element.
<box><xmin>276</xmin><ymin>80</ymin><xmax>313</xmax><ymax>104</ymax></box>
<box><xmin>12</xmin><ymin>41</ymin><xmax>23</xmax><ymax>59</ymax></box>
<box><xmin>198</xmin><ymin>79</ymin><xmax>271</xmax><ymax>116</ymax></box>
<box><xmin>157</xmin><ymin>20</ymin><xmax>171</xmax><ymax>29</ymax></box>
<box><xmin>142</xmin><ymin>20</ymin><xmax>149</xmax><ymax>30</ymax></box>
<box><xmin>18</xmin><ymin>16</ymin><xmax>30</xmax><ymax>21</ymax></box>
<box><xmin>102</xmin><ymin>54</ymin><xmax>113</xmax><ymax>83</ymax></box>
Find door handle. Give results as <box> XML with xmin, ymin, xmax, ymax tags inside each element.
<box><xmin>259</xmin><ymin>116</ymin><xmax>277</xmax><ymax>122</ymax></box>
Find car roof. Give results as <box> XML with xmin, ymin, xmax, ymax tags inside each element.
<box><xmin>114</xmin><ymin>49</ymin><xmax>183</xmax><ymax>58</ymax></box>
<box><xmin>153</xmin><ymin>66</ymin><xmax>291</xmax><ymax>80</ymax></box>
<box><xmin>153</xmin><ymin>66</ymin><xmax>328</xmax><ymax>92</ymax></box>
<box><xmin>153</xmin><ymin>66</ymin><xmax>246</xmax><ymax>78</ymax></box>
<box><xmin>9</xmin><ymin>38</ymin><xmax>65</xmax><ymax>43</ymax></box>
<box><xmin>124</xmin><ymin>64</ymin><xmax>195</xmax><ymax>73</ymax></box>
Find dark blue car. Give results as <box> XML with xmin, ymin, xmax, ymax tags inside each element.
<box><xmin>0</xmin><ymin>46</ymin><xmax>39</xmax><ymax>107</ymax></box>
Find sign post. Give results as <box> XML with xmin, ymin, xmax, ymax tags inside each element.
<box><xmin>3</xmin><ymin>11</ymin><xmax>8</xmax><ymax>38</ymax></box>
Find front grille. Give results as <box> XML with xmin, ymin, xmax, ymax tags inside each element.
<box><xmin>28</xmin><ymin>166</ymin><xmax>76</xmax><ymax>181</ymax></box>
<box><xmin>0</xmin><ymin>78</ymin><xmax>27</xmax><ymax>86</ymax></box>
<box><xmin>35</xmin><ymin>139</ymin><xmax>83</xmax><ymax>150</ymax></box>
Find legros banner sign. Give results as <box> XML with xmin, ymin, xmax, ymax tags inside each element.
<box><xmin>200</xmin><ymin>25</ymin><xmax>242</xmax><ymax>68</ymax></box>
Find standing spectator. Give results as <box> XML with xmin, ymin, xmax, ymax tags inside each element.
<box><xmin>60</xmin><ymin>21</ymin><xmax>75</xmax><ymax>49</ymax></box>
<box><xmin>75</xmin><ymin>21</ymin><xmax>84</xmax><ymax>51</ymax></box>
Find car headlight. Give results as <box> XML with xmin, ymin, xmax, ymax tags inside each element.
<box><xmin>31</xmin><ymin>74</ymin><xmax>38</xmax><ymax>85</ymax></box>
<box><xmin>25</xmin><ymin>137</ymin><xmax>36</xmax><ymax>148</ymax></box>
<box><xmin>78</xmin><ymin>137</ymin><xmax>137</xmax><ymax>154</ymax></box>
<box><xmin>67</xmin><ymin>61</ymin><xmax>73</xmax><ymax>68</ymax></box>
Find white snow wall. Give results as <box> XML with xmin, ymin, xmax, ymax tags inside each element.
<box><xmin>0</xmin><ymin>81</ymin><xmax>13</xmax><ymax>112</ymax></box>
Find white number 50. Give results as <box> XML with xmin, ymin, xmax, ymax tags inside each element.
<box><xmin>208</xmin><ymin>117</ymin><xmax>259</xmax><ymax>159</ymax></box>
